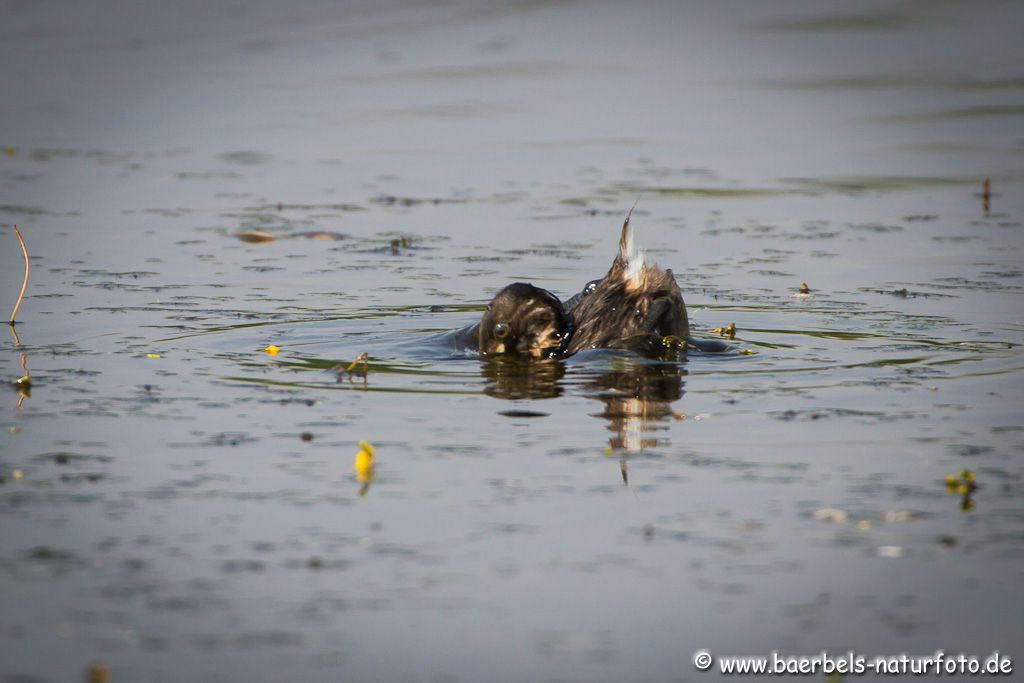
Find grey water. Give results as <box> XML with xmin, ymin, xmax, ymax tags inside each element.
<box><xmin>1</xmin><ymin>1</ymin><xmax>1022</xmax><ymax>681</ymax></box>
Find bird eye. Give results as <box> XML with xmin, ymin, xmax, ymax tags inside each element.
<box><xmin>493</xmin><ymin>323</ymin><xmax>509</xmax><ymax>339</ymax></box>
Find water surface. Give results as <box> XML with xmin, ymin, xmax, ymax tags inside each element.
<box><xmin>1</xmin><ymin>1</ymin><xmax>1023</xmax><ymax>681</ymax></box>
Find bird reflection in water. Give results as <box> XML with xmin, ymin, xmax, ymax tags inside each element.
<box><xmin>480</xmin><ymin>357</ymin><xmax>566</xmax><ymax>400</ymax></box>
<box><xmin>584</xmin><ymin>357</ymin><xmax>685</xmax><ymax>484</ymax></box>
<box><xmin>482</xmin><ymin>354</ymin><xmax>685</xmax><ymax>483</ymax></box>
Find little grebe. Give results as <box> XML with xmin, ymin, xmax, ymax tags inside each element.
<box><xmin>566</xmin><ymin>211</ymin><xmax>689</xmax><ymax>354</ymax></box>
<box><xmin>474</xmin><ymin>282</ymin><xmax>573</xmax><ymax>359</ymax></box>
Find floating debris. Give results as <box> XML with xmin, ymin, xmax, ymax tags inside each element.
<box><xmin>945</xmin><ymin>469</ymin><xmax>978</xmax><ymax>511</ymax></box>
<box><xmin>8</xmin><ymin>225</ymin><xmax>29</xmax><ymax>324</ymax></box>
<box><xmin>85</xmin><ymin>662</ymin><xmax>111</xmax><ymax>683</ymax></box>
<box><xmin>813</xmin><ymin>508</ymin><xmax>848</xmax><ymax>523</ymax></box>
<box><xmin>799</xmin><ymin>282</ymin><xmax>811</xmax><ymax>294</ymax></box>
<box><xmin>297</xmin><ymin>230</ymin><xmax>345</xmax><ymax>241</ymax></box>
<box><xmin>236</xmin><ymin>228</ymin><xmax>345</xmax><ymax>242</ymax></box>
<box><xmin>372</xmin><ymin>195</ymin><xmax>462</xmax><ymax>207</ymax></box>
<box><xmin>347</xmin><ymin>352</ymin><xmax>369</xmax><ymax>374</ymax></box>
<box><xmin>877</xmin><ymin>545</ymin><xmax>904</xmax><ymax>558</ymax></box>
<box><xmin>354</xmin><ymin>440</ymin><xmax>376</xmax><ymax>496</ymax></box>
<box><xmin>712</xmin><ymin>322</ymin><xmax>736</xmax><ymax>338</ymax></box>
<box><xmin>982</xmin><ymin>178</ymin><xmax>991</xmax><ymax>214</ymax></box>
<box><xmin>354</xmin><ymin>440</ymin><xmax>375</xmax><ymax>473</ymax></box>
<box><xmin>235</xmin><ymin>229</ymin><xmax>277</xmax><ymax>243</ymax></box>
<box><xmin>333</xmin><ymin>352</ymin><xmax>369</xmax><ymax>387</ymax></box>
<box><xmin>300</xmin><ymin>432</ymin><xmax>314</xmax><ymax>442</ymax></box>
<box><xmin>390</xmin><ymin>236</ymin><xmax>412</xmax><ymax>254</ymax></box>
<box><xmin>884</xmin><ymin>510</ymin><xmax>922</xmax><ymax>523</ymax></box>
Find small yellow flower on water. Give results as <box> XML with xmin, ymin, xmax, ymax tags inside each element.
<box><xmin>264</xmin><ymin>345</ymin><xmax>280</xmax><ymax>356</ymax></box>
<box><xmin>12</xmin><ymin>469</ymin><xmax>24</xmax><ymax>480</ymax></box>
<box><xmin>945</xmin><ymin>474</ymin><xmax>958</xmax><ymax>488</ymax></box>
<box><xmin>145</xmin><ymin>353</ymin><xmax>161</xmax><ymax>359</ymax></box>
<box><xmin>354</xmin><ymin>440</ymin><xmax>376</xmax><ymax>483</ymax></box>
<box><xmin>961</xmin><ymin>469</ymin><xmax>975</xmax><ymax>483</ymax></box>
<box><xmin>2</xmin><ymin>146</ymin><xmax>16</xmax><ymax>157</ymax></box>
<box><xmin>355</xmin><ymin>440</ymin><xmax>375</xmax><ymax>466</ymax></box>
<box><xmin>738</xmin><ymin>348</ymin><xmax>756</xmax><ymax>355</ymax></box>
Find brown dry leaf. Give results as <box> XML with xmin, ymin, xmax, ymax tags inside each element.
<box><xmin>235</xmin><ymin>230</ymin><xmax>277</xmax><ymax>243</ymax></box>
<box><xmin>85</xmin><ymin>662</ymin><xmax>111</xmax><ymax>683</ymax></box>
<box><xmin>299</xmin><ymin>231</ymin><xmax>346</xmax><ymax>241</ymax></box>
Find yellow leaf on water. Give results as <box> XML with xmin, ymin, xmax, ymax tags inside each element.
<box><xmin>264</xmin><ymin>345</ymin><xmax>280</xmax><ymax>356</ymax></box>
<box><xmin>356</xmin><ymin>466</ymin><xmax>375</xmax><ymax>484</ymax></box>
<box><xmin>146</xmin><ymin>353</ymin><xmax>161</xmax><ymax>359</ymax></box>
<box><xmin>355</xmin><ymin>440</ymin><xmax>375</xmax><ymax>467</ymax></box>
<box><xmin>354</xmin><ymin>440</ymin><xmax>376</xmax><ymax>484</ymax></box>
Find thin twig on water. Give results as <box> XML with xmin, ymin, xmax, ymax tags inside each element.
<box><xmin>9</xmin><ymin>225</ymin><xmax>29</xmax><ymax>325</ymax></box>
